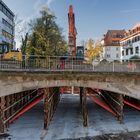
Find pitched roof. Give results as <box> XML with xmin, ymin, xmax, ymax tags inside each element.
<box><xmin>107</xmin><ymin>30</ymin><xmax>126</xmax><ymax>35</ymax></box>
<box><xmin>132</xmin><ymin>22</ymin><xmax>140</xmax><ymax>30</ymax></box>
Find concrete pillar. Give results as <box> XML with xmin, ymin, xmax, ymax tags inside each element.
<box><xmin>80</xmin><ymin>87</ymin><xmax>88</xmax><ymax>127</ymax></box>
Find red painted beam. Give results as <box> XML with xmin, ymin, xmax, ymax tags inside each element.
<box><xmin>88</xmin><ymin>93</ymin><xmax>117</xmax><ymax>117</ymax></box>
<box><xmin>124</xmin><ymin>100</ymin><xmax>140</xmax><ymax>111</ymax></box>
<box><xmin>9</xmin><ymin>94</ymin><xmax>44</xmax><ymax>124</ymax></box>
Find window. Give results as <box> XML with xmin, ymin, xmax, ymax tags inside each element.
<box><xmin>107</xmin><ymin>54</ymin><xmax>110</xmax><ymax>58</ymax></box>
<box><xmin>116</xmin><ymin>53</ymin><xmax>119</xmax><ymax>58</ymax></box>
<box><xmin>0</xmin><ymin>3</ymin><xmax>2</xmax><ymax>11</ymax></box>
<box><xmin>122</xmin><ymin>50</ymin><xmax>124</xmax><ymax>56</ymax></box>
<box><xmin>116</xmin><ymin>34</ymin><xmax>124</xmax><ymax>38</ymax></box>
<box><xmin>127</xmin><ymin>40</ymin><xmax>131</xmax><ymax>44</ymax></box>
<box><xmin>2</xmin><ymin>6</ymin><xmax>6</xmax><ymax>15</ymax></box>
<box><xmin>124</xmin><ymin>41</ymin><xmax>127</xmax><ymax>46</ymax></box>
<box><xmin>135</xmin><ymin>37</ymin><xmax>137</xmax><ymax>42</ymax></box>
<box><xmin>135</xmin><ymin>46</ymin><xmax>139</xmax><ymax>54</ymax></box>
<box><xmin>126</xmin><ymin>49</ymin><xmax>129</xmax><ymax>55</ymax></box>
<box><xmin>0</xmin><ymin>2</ymin><xmax>14</xmax><ymax>21</ymax></box>
<box><xmin>2</xmin><ymin>18</ymin><xmax>13</xmax><ymax>31</ymax></box>
<box><xmin>132</xmin><ymin>38</ymin><xmax>135</xmax><ymax>43</ymax></box>
<box><xmin>132</xmin><ymin>36</ymin><xmax>139</xmax><ymax>43</ymax></box>
<box><xmin>116</xmin><ymin>48</ymin><xmax>119</xmax><ymax>51</ymax></box>
<box><xmin>130</xmin><ymin>48</ymin><xmax>133</xmax><ymax>55</ymax></box>
<box><xmin>107</xmin><ymin>47</ymin><xmax>110</xmax><ymax>51</ymax></box>
<box><xmin>138</xmin><ymin>36</ymin><xmax>140</xmax><ymax>41</ymax></box>
<box><xmin>2</xmin><ymin>30</ymin><xmax>13</xmax><ymax>40</ymax></box>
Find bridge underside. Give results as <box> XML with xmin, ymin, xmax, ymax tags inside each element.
<box><xmin>0</xmin><ymin>71</ymin><xmax>140</xmax><ymax>135</ymax></box>
<box><xmin>0</xmin><ymin>71</ymin><xmax>140</xmax><ymax>99</ymax></box>
<box><xmin>1</xmin><ymin>86</ymin><xmax>140</xmax><ymax>135</ymax></box>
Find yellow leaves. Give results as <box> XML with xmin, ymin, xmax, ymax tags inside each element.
<box><xmin>85</xmin><ymin>38</ymin><xmax>103</xmax><ymax>63</ymax></box>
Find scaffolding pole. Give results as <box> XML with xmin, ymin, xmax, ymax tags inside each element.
<box><xmin>100</xmin><ymin>90</ymin><xmax>124</xmax><ymax>123</ymax></box>
<box><xmin>80</xmin><ymin>87</ymin><xmax>88</xmax><ymax>127</ymax></box>
<box><xmin>44</xmin><ymin>87</ymin><xmax>60</xmax><ymax>130</ymax></box>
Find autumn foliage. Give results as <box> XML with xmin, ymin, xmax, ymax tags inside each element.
<box><xmin>85</xmin><ymin>39</ymin><xmax>103</xmax><ymax>63</ymax></box>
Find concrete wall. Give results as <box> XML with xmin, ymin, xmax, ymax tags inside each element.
<box><xmin>0</xmin><ymin>71</ymin><xmax>140</xmax><ymax>99</ymax></box>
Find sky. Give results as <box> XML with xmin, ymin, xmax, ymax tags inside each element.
<box><xmin>4</xmin><ymin>0</ymin><xmax>140</xmax><ymax>47</ymax></box>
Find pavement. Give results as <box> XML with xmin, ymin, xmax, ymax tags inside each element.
<box><xmin>7</xmin><ymin>94</ymin><xmax>140</xmax><ymax>140</ymax></box>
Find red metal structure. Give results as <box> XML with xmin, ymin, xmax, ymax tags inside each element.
<box><xmin>68</xmin><ymin>5</ymin><xmax>77</xmax><ymax>58</ymax></box>
<box><xmin>124</xmin><ymin>100</ymin><xmax>140</xmax><ymax>111</ymax></box>
<box><xmin>88</xmin><ymin>93</ymin><xmax>117</xmax><ymax>117</ymax></box>
<box><xmin>124</xmin><ymin>97</ymin><xmax>140</xmax><ymax>111</ymax></box>
<box><xmin>9</xmin><ymin>93</ymin><xmax>44</xmax><ymax>124</ymax></box>
<box><xmin>87</xmin><ymin>89</ymin><xmax>117</xmax><ymax>117</ymax></box>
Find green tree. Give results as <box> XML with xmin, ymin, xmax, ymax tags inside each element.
<box><xmin>21</xmin><ymin>33</ymin><xmax>28</xmax><ymax>55</ymax></box>
<box><xmin>26</xmin><ymin>7</ymin><xmax>67</xmax><ymax>56</ymax></box>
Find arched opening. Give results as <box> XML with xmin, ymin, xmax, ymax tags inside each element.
<box><xmin>1</xmin><ymin>86</ymin><xmax>140</xmax><ymax>139</ymax></box>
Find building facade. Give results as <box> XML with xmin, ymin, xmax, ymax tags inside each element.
<box><xmin>103</xmin><ymin>30</ymin><xmax>126</xmax><ymax>61</ymax></box>
<box><xmin>0</xmin><ymin>0</ymin><xmax>15</xmax><ymax>54</ymax></box>
<box><xmin>120</xmin><ymin>23</ymin><xmax>140</xmax><ymax>60</ymax></box>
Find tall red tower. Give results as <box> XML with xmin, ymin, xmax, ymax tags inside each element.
<box><xmin>68</xmin><ymin>5</ymin><xmax>77</xmax><ymax>58</ymax></box>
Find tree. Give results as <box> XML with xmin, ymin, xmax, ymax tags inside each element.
<box><xmin>85</xmin><ymin>39</ymin><xmax>103</xmax><ymax>63</ymax></box>
<box><xmin>26</xmin><ymin>7</ymin><xmax>68</xmax><ymax>57</ymax></box>
<box><xmin>94</xmin><ymin>40</ymin><xmax>103</xmax><ymax>59</ymax></box>
<box><xmin>85</xmin><ymin>39</ymin><xmax>94</xmax><ymax>62</ymax></box>
<box><xmin>21</xmin><ymin>33</ymin><xmax>28</xmax><ymax>55</ymax></box>
<box><xmin>14</xmin><ymin>15</ymin><xmax>30</xmax><ymax>49</ymax></box>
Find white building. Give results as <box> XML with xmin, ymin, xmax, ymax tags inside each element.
<box><xmin>102</xmin><ymin>30</ymin><xmax>126</xmax><ymax>62</ymax></box>
<box><xmin>0</xmin><ymin>0</ymin><xmax>15</xmax><ymax>54</ymax></box>
<box><xmin>120</xmin><ymin>23</ymin><xmax>140</xmax><ymax>61</ymax></box>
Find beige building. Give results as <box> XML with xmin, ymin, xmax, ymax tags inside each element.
<box><xmin>102</xmin><ymin>30</ymin><xmax>126</xmax><ymax>61</ymax></box>
<box><xmin>120</xmin><ymin>23</ymin><xmax>140</xmax><ymax>60</ymax></box>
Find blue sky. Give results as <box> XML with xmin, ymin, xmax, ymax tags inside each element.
<box><xmin>4</xmin><ymin>0</ymin><xmax>140</xmax><ymax>47</ymax></box>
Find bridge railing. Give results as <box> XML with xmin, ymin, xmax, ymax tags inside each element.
<box><xmin>0</xmin><ymin>54</ymin><xmax>140</xmax><ymax>73</ymax></box>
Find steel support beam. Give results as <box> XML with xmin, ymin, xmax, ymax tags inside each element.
<box><xmin>87</xmin><ymin>88</ymin><xmax>117</xmax><ymax>117</ymax></box>
<box><xmin>0</xmin><ymin>89</ymin><xmax>42</xmax><ymax>134</ymax></box>
<box><xmin>124</xmin><ymin>96</ymin><xmax>140</xmax><ymax>111</ymax></box>
<box><xmin>100</xmin><ymin>90</ymin><xmax>124</xmax><ymax>123</ymax></box>
<box><xmin>80</xmin><ymin>87</ymin><xmax>88</xmax><ymax>127</ymax></box>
